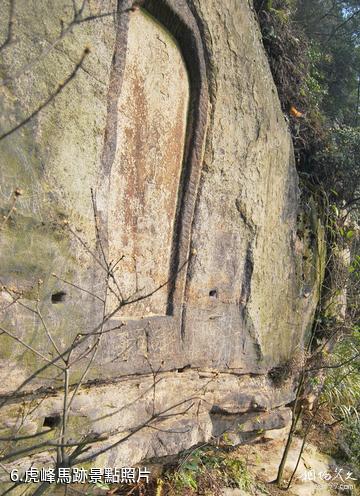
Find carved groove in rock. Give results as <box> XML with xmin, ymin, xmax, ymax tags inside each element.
<box><xmin>108</xmin><ymin>10</ymin><xmax>190</xmax><ymax>318</ymax></box>
<box><xmin>97</xmin><ymin>0</ymin><xmax>209</xmax><ymax>328</ymax></box>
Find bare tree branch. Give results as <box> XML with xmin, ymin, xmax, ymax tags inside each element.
<box><xmin>0</xmin><ymin>429</ymin><xmax>53</xmax><ymax>442</ymax></box>
<box><xmin>0</xmin><ymin>48</ymin><xmax>90</xmax><ymax>142</ymax></box>
<box><xmin>0</xmin><ymin>189</ymin><xmax>20</xmax><ymax>230</ymax></box>
<box><xmin>0</xmin><ymin>325</ymin><xmax>64</xmax><ymax>370</ymax></box>
<box><xmin>0</xmin><ymin>0</ymin><xmax>15</xmax><ymax>51</ymax></box>
<box><xmin>327</xmin><ymin>8</ymin><xmax>360</xmax><ymax>42</ymax></box>
<box><xmin>0</xmin><ymin>2</ymin><xmax>138</xmax><ymax>87</ymax></box>
<box><xmin>51</xmin><ymin>273</ymin><xmax>104</xmax><ymax>303</ymax></box>
<box><xmin>306</xmin><ymin>351</ymin><xmax>360</xmax><ymax>372</ymax></box>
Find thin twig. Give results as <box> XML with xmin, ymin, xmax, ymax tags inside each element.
<box><xmin>67</xmin><ymin>224</ymin><xmax>107</xmax><ymax>271</ymax></box>
<box><xmin>306</xmin><ymin>351</ymin><xmax>360</xmax><ymax>372</ymax></box>
<box><xmin>36</xmin><ymin>303</ymin><xmax>64</xmax><ymax>362</ymax></box>
<box><xmin>0</xmin><ymin>250</ymin><xmax>192</xmax><ymax>410</ymax></box>
<box><xmin>0</xmin><ymin>437</ymin><xmax>103</xmax><ymax>463</ymax></box>
<box><xmin>0</xmin><ymin>0</ymin><xmax>15</xmax><ymax>51</ymax></box>
<box><xmin>91</xmin><ymin>188</ymin><xmax>108</xmax><ymax>269</ymax></box>
<box><xmin>51</xmin><ymin>273</ymin><xmax>104</xmax><ymax>302</ymax></box>
<box><xmin>79</xmin><ymin>398</ymin><xmax>196</xmax><ymax>463</ymax></box>
<box><xmin>326</xmin><ymin>8</ymin><xmax>360</xmax><ymax>42</ymax></box>
<box><xmin>0</xmin><ymin>48</ymin><xmax>90</xmax><ymax>142</ymax></box>
<box><xmin>0</xmin><ymin>429</ymin><xmax>53</xmax><ymax>442</ymax></box>
<box><xmin>0</xmin><ymin>4</ymin><xmax>138</xmax><ymax>87</ymax></box>
<box><xmin>60</xmin><ymin>365</ymin><xmax>70</xmax><ymax>466</ymax></box>
<box><xmin>66</xmin><ymin>271</ymin><xmax>110</xmax><ymax>413</ymax></box>
<box><xmin>0</xmin><ymin>326</ymin><xmax>64</xmax><ymax>370</ymax></box>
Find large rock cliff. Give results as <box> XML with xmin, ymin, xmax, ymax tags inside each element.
<box><xmin>0</xmin><ymin>0</ymin><xmax>325</xmax><ymax>482</ymax></box>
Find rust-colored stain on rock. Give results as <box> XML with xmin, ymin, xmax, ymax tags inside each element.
<box><xmin>107</xmin><ymin>10</ymin><xmax>190</xmax><ymax>317</ymax></box>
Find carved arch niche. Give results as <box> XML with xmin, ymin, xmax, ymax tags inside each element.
<box><xmin>102</xmin><ymin>0</ymin><xmax>207</xmax><ymax>338</ymax></box>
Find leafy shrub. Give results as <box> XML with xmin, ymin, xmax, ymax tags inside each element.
<box><xmin>165</xmin><ymin>447</ymin><xmax>253</xmax><ymax>495</ymax></box>
<box><xmin>321</xmin><ymin>329</ymin><xmax>360</xmax><ymax>420</ymax></box>
<box><xmin>301</xmin><ymin>42</ymin><xmax>328</xmax><ymax>120</ymax></box>
<box><xmin>342</xmin><ymin>418</ymin><xmax>360</xmax><ymax>472</ymax></box>
<box><xmin>315</xmin><ymin>126</ymin><xmax>360</xmax><ymax>203</ymax></box>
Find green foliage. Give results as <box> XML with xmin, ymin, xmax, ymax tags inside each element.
<box><xmin>268</xmin><ymin>1</ymin><xmax>294</xmax><ymax>24</ymax></box>
<box><xmin>221</xmin><ymin>432</ymin><xmax>234</xmax><ymax>446</ymax></box>
<box><xmin>301</xmin><ymin>43</ymin><xmax>328</xmax><ymax>118</ymax></box>
<box><xmin>342</xmin><ymin>418</ymin><xmax>360</xmax><ymax>471</ymax></box>
<box><xmin>349</xmin><ymin>255</ymin><xmax>360</xmax><ymax>278</ymax></box>
<box><xmin>84</xmin><ymin>481</ymin><xmax>111</xmax><ymax>495</ymax></box>
<box><xmin>294</xmin><ymin>0</ymin><xmax>360</xmax><ymax>126</ymax></box>
<box><xmin>315</xmin><ymin>126</ymin><xmax>360</xmax><ymax>202</ymax></box>
<box><xmin>165</xmin><ymin>447</ymin><xmax>253</xmax><ymax>494</ymax></box>
<box><xmin>256</xmin><ymin>0</ymin><xmax>360</xmax><ymax>189</ymax></box>
<box><xmin>222</xmin><ymin>457</ymin><xmax>253</xmax><ymax>490</ymax></box>
<box><xmin>95</xmin><ymin>481</ymin><xmax>111</xmax><ymax>491</ymax></box>
<box><xmin>321</xmin><ymin>330</ymin><xmax>360</xmax><ymax>421</ymax></box>
<box><xmin>256</xmin><ymin>0</ymin><xmax>360</xmax><ymax>484</ymax></box>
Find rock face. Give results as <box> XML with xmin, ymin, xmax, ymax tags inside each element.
<box><xmin>0</xmin><ymin>0</ymin><xmax>324</xmax><ymax>481</ymax></box>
